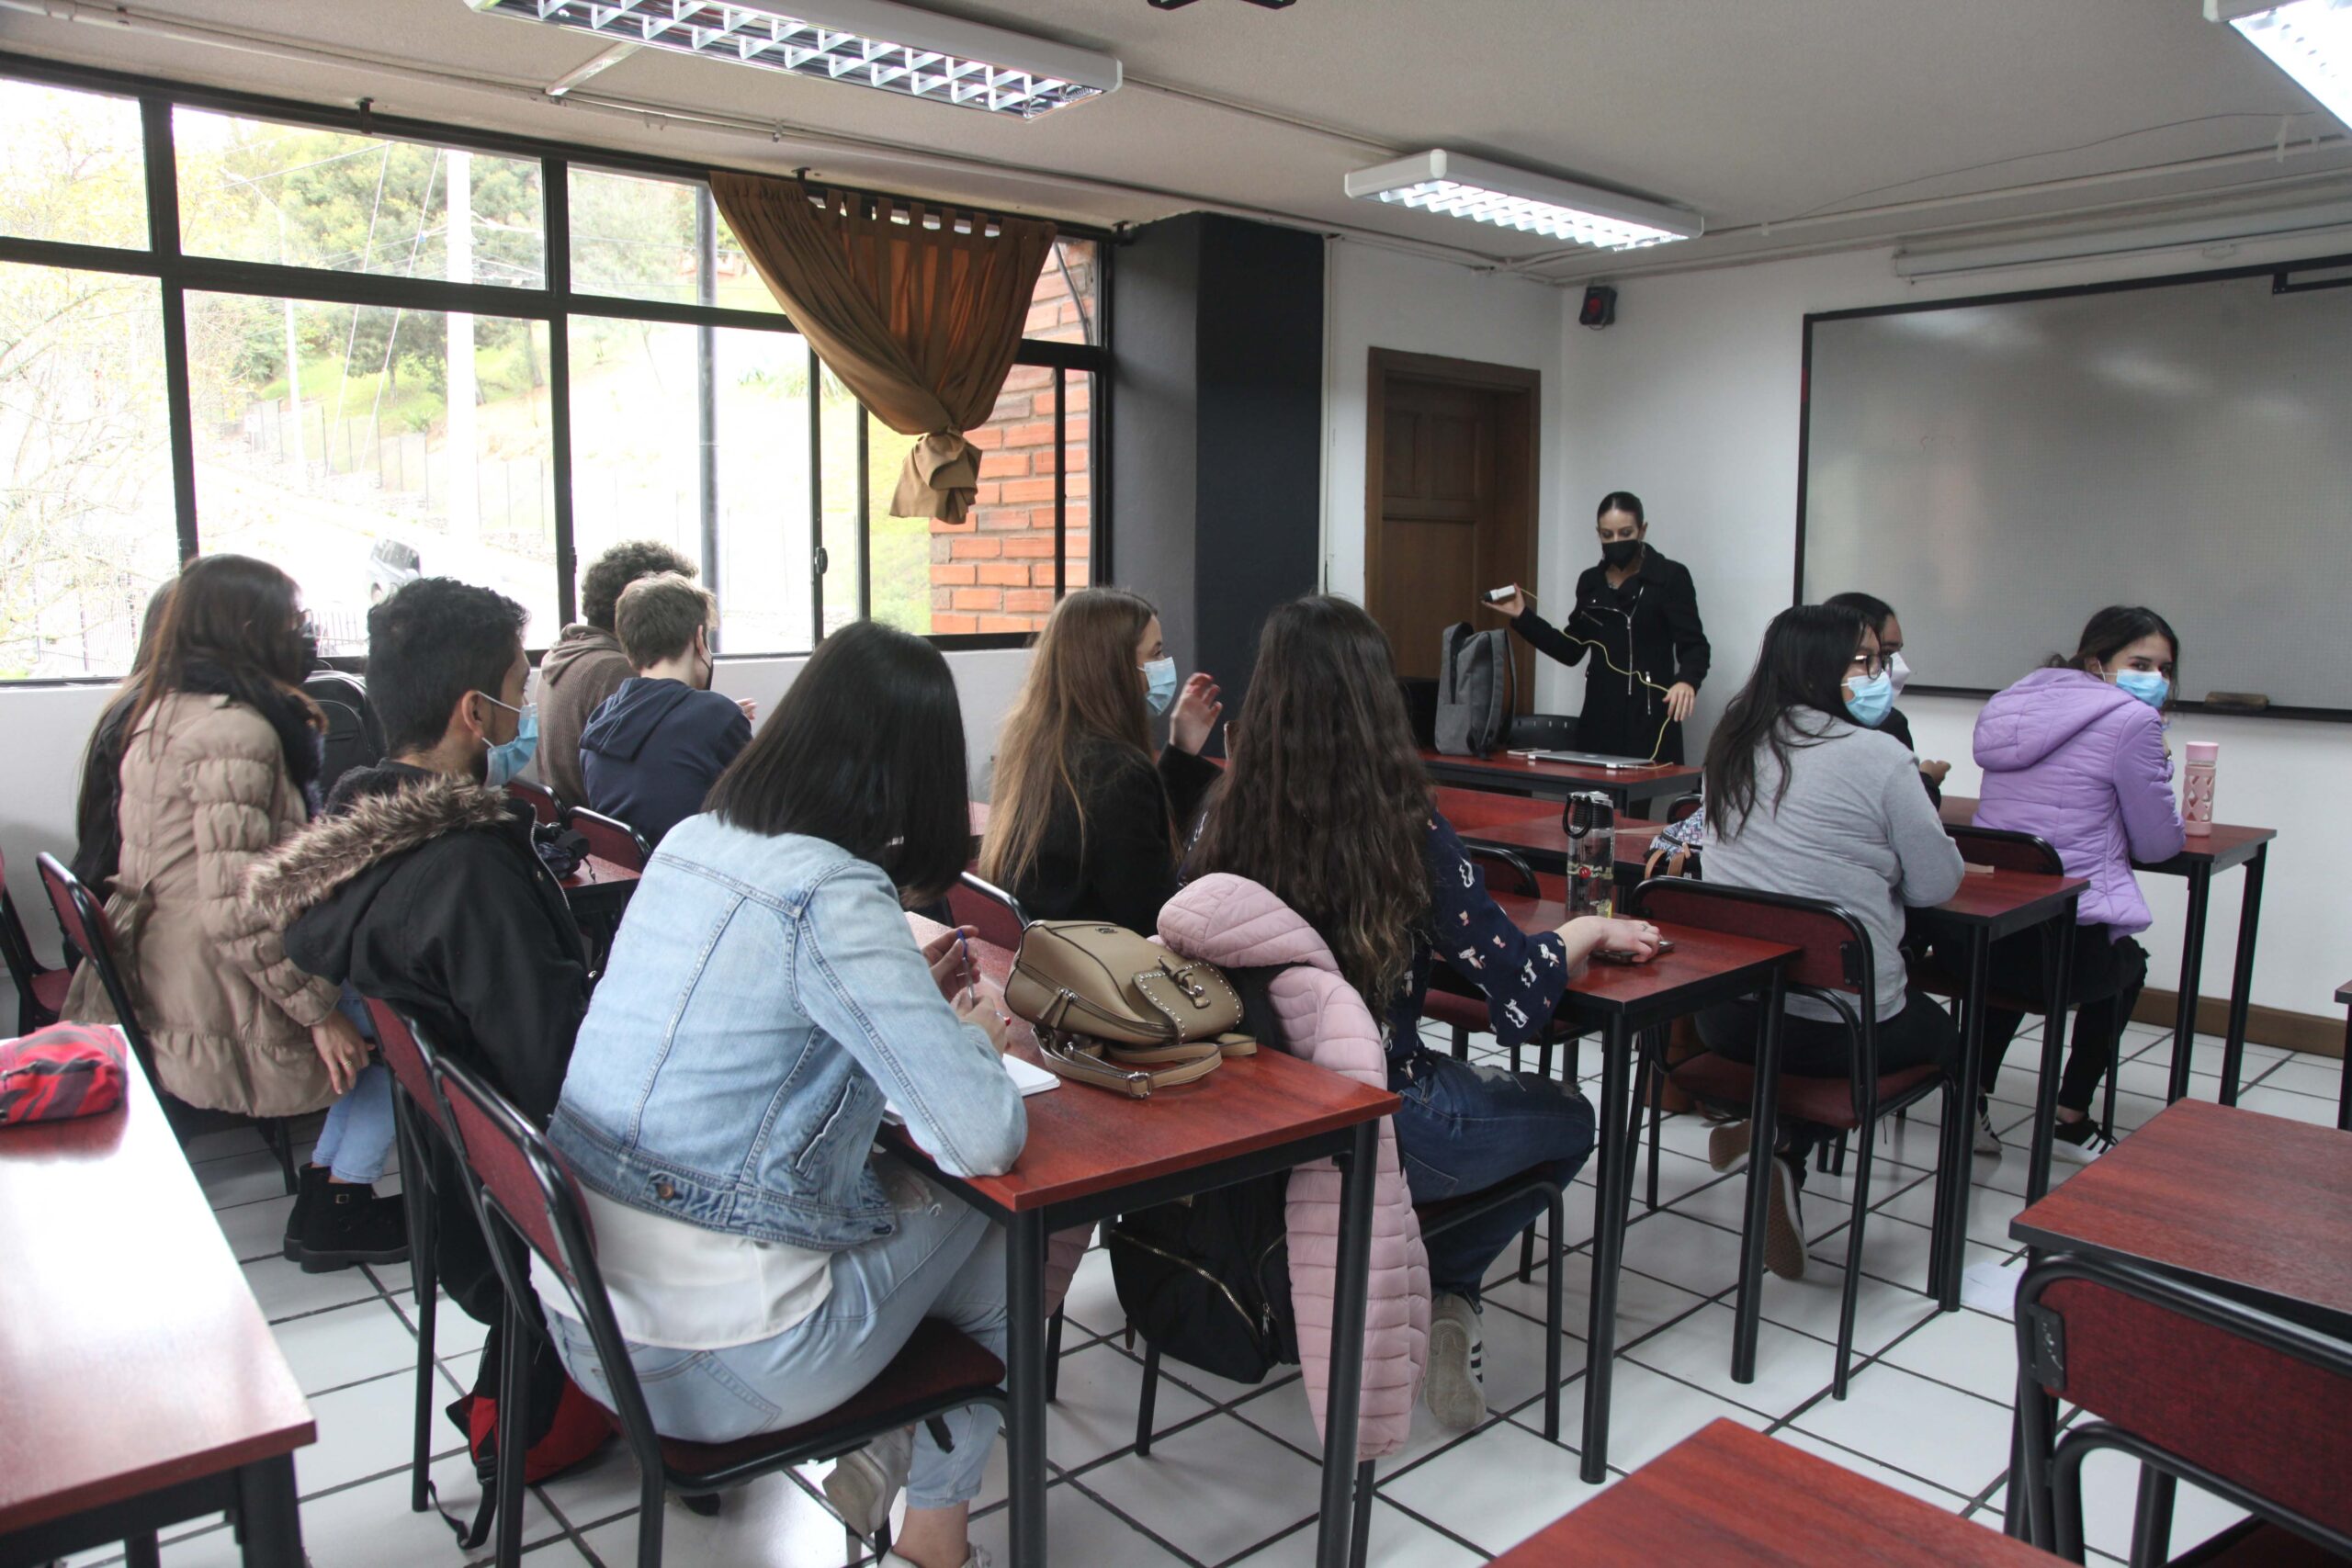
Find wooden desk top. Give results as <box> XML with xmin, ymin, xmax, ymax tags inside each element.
<box><xmin>1940</xmin><ymin>795</ymin><xmax>2275</xmax><ymax>872</ymax></box>
<box><xmin>0</xmin><ymin>1053</ymin><xmax>313</xmax><ymax>1536</ymax></box>
<box><xmin>1466</xmin><ymin>814</ymin><xmax>1667</xmax><ymax>861</ymax></box>
<box><xmin>896</xmin><ymin>917</ymin><xmax>1398</xmax><ymax>1215</ymax></box>
<box><xmin>1487</xmin><ymin>890</ymin><xmax>1796</xmax><ymax>1021</ymax></box>
<box><xmin>1420</xmin><ymin>747</ymin><xmax>1700</xmax><ymax>791</ymax></box>
<box><xmin>560</xmin><ymin>852</ymin><xmax>641</xmax><ymax>893</ymax></box>
<box><xmin>2011</xmin><ymin>1099</ymin><xmax>2352</xmax><ymax>1332</ymax></box>
<box><xmin>1432</xmin><ymin>785</ymin><xmax>1558</xmax><ymax>833</ymax></box>
<box><xmin>1918</xmin><ymin>867</ymin><xmax>2086</xmax><ymax>934</ymax></box>
<box><xmin>1488</xmin><ymin>1419</ymin><xmax>2061</xmax><ymax>1566</ymax></box>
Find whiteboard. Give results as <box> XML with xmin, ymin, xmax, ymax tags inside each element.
<box><xmin>1799</xmin><ymin>266</ymin><xmax>2352</xmax><ymax>716</ymax></box>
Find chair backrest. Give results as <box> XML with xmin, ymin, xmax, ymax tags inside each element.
<box><xmin>566</xmin><ymin>807</ymin><xmax>650</xmax><ymax>873</ymax></box>
<box><xmin>1505</xmin><ymin>711</ymin><xmax>1578</xmax><ymax>751</ymax></box>
<box><xmin>951</xmin><ymin>871</ymin><xmax>1028</xmax><ymax>950</ymax></box>
<box><xmin>1629</xmin><ymin>876</ymin><xmax>1871</xmax><ymax>1002</ymax></box>
<box><xmin>507</xmin><ymin>776</ymin><xmax>562</xmax><ymax>828</ymax></box>
<box><xmin>0</xmin><ymin>846</ymin><xmax>57</xmax><ymax>1017</ymax></box>
<box><xmin>365</xmin><ymin>998</ymin><xmax>445</xmax><ymax>1133</ymax></box>
<box><xmin>1465</xmin><ymin>844</ymin><xmax>1540</xmax><ymax>897</ymax></box>
<box><xmin>1949</xmin><ymin>825</ymin><xmax>2064</xmax><ymax>876</ymax></box>
<box><xmin>34</xmin><ymin>853</ymin><xmax>153</xmax><ymax>1061</ymax></box>
<box><xmin>1666</xmin><ymin>793</ymin><xmax>1703</xmax><ymax>824</ymax></box>
<box><xmin>2020</xmin><ymin>1255</ymin><xmax>2352</xmax><ymax>1546</ymax></box>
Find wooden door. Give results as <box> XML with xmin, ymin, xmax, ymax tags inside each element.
<box><xmin>1365</xmin><ymin>350</ymin><xmax>1537</xmax><ymax>701</ymax></box>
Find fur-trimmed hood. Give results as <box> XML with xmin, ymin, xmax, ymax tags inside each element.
<box><xmin>245</xmin><ymin>764</ymin><xmax>514</xmax><ymax>929</ymax></box>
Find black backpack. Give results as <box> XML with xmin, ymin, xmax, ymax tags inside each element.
<box><xmin>1104</xmin><ymin>964</ymin><xmax>1301</xmax><ymax>1384</ymax></box>
<box><xmin>1435</xmin><ymin>623</ymin><xmax>1514</xmax><ymax>757</ymax></box>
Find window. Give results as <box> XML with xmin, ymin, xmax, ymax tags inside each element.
<box><xmin>0</xmin><ymin>64</ymin><xmax>1107</xmax><ymax>682</ymax></box>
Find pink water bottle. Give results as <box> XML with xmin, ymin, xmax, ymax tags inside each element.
<box><xmin>2182</xmin><ymin>741</ymin><xmax>2218</xmax><ymax>836</ymax></box>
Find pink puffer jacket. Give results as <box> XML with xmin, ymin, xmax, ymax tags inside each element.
<box><xmin>1158</xmin><ymin>874</ymin><xmax>1430</xmax><ymax>1462</ymax></box>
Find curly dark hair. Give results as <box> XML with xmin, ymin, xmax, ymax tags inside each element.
<box><xmin>580</xmin><ymin>541</ymin><xmax>695</xmax><ymax>632</ymax></box>
<box><xmin>1188</xmin><ymin>595</ymin><xmax>1434</xmax><ymax>1013</ymax></box>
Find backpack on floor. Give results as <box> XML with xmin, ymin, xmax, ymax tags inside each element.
<box><xmin>437</xmin><ymin>1319</ymin><xmax>613</xmax><ymax>1547</ymax></box>
<box><xmin>1435</xmin><ymin>624</ymin><xmax>1514</xmax><ymax>757</ymax></box>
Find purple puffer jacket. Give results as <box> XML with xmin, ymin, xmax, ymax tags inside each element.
<box><xmin>1972</xmin><ymin>668</ymin><xmax>2186</xmax><ymax>937</ymax></box>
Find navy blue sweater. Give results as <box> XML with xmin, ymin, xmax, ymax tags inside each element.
<box><xmin>579</xmin><ymin>677</ymin><xmax>752</xmax><ymax>848</ymax></box>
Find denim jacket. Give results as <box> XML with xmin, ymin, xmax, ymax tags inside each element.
<box><xmin>548</xmin><ymin>817</ymin><xmax>1027</xmax><ymax>1250</ymax></box>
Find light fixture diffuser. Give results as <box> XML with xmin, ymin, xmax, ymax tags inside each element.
<box><xmin>467</xmin><ymin>0</ymin><xmax>1122</xmax><ymax>118</ymax></box>
<box><xmin>1344</xmin><ymin>150</ymin><xmax>1702</xmax><ymax>251</ymax></box>
<box><xmin>2209</xmin><ymin>0</ymin><xmax>2352</xmax><ymax>131</ymax></box>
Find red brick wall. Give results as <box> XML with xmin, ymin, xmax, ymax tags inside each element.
<box><xmin>928</xmin><ymin>254</ymin><xmax>1093</xmax><ymax>635</ymax></box>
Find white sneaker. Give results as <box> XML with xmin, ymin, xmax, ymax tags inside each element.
<box><xmin>880</xmin><ymin>1551</ymin><xmax>992</xmax><ymax>1568</ymax></box>
<box><xmin>1973</xmin><ymin>1106</ymin><xmax>2004</xmax><ymax>1157</ymax></box>
<box><xmin>2050</xmin><ymin>1118</ymin><xmax>2116</xmax><ymax>1165</ymax></box>
<box><xmin>1424</xmin><ymin>1292</ymin><xmax>1487</xmax><ymax>1431</ymax></box>
<box><xmin>1764</xmin><ymin>1156</ymin><xmax>1807</xmax><ymax>1281</ymax></box>
<box><xmin>1707</xmin><ymin>1119</ymin><xmax>1753</xmax><ymax>1174</ymax></box>
<box><xmin>824</xmin><ymin>1425</ymin><xmax>914</xmax><ymax>1541</ymax></box>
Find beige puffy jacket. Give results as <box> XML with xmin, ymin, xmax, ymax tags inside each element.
<box><xmin>62</xmin><ymin>691</ymin><xmax>340</xmax><ymax>1117</ymax></box>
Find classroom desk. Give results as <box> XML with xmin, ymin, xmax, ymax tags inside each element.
<box><xmin>890</xmin><ymin>916</ymin><xmax>1399</xmax><ymax>1568</ymax></box>
<box><xmin>560</xmin><ymin>852</ymin><xmax>640</xmax><ymax>918</ymax></box>
<box><xmin>0</xmin><ymin>1051</ymin><xmax>313</xmax><ymax>1568</ymax></box>
<box><xmin>1486</xmin><ymin>886</ymin><xmax>1796</xmax><ymax>1481</ymax></box>
<box><xmin>2337</xmin><ymin>980</ymin><xmax>2351</xmax><ymax>1132</ymax></box>
<box><xmin>1940</xmin><ymin>796</ymin><xmax>2276</xmax><ymax>1106</ymax></box>
<box><xmin>1419</xmin><ymin>747</ymin><xmax>1702</xmax><ymax>812</ymax></box>
<box><xmin>1487</xmin><ymin>1418</ymin><xmax>2063</xmax><ymax>1567</ymax></box>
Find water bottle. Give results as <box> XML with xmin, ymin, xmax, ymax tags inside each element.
<box><xmin>1561</xmin><ymin>790</ymin><xmax>1616</xmax><ymax>918</ymax></box>
<box><xmin>2182</xmin><ymin>740</ymin><xmax>2218</xmax><ymax>837</ymax></box>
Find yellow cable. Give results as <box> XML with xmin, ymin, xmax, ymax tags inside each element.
<box><xmin>1548</xmin><ymin>628</ymin><xmax>1677</xmax><ymax>765</ymax></box>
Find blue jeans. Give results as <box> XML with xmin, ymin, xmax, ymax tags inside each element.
<box><xmin>546</xmin><ymin>1161</ymin><xmax>1007</xmax><ymax>1511</ymax></box>
<box><xmin>311</xmin><ymin>1062</ymin><xmax>395</xmax><ymax>1184</ymax></box>
<box><xmin>1391</xmin><ymin>1051</ymin><xmax>1595</xmax><ymax>1303</ymax></box>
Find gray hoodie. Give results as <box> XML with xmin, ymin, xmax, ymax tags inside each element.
<box><xmin>536</xmin><ymin>624</ymin><xmax>631</xmax><ymax>806</ymax></box>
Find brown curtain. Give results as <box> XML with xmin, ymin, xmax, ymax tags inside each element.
<box><xmin>710</xmin><ymin>171</ymin><xmax>1057</xmax><ymax>525</ymax></box>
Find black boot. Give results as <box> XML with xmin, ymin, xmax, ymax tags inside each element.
<box><xmin>282</xmin><ymin>1166</ymin><xmax>333</xmax><ymax>1261</ymax></box>
<box><xmin>300</xmin><ymin>1180</ymin><xmax>410</xmax><ymax>1273</ymax></box>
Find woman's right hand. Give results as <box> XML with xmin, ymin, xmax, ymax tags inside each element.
<box><xmin>1483</xmin><ymin>588</ymin><xmax>1527</xmax><ymax>619</ymax></box>
<box><xmin>311</xmin><ymin>1012</ymin><xmax>369</xmax><ymax>1096</ymax></box>
<box><xmin>920</xmin><ymin>924</ymin><xmax>979</xmax><ymax>1003</ymax></box>
<box><xmin>957</xmin><ymin>984</ymin><xmax>1012</xmax><ymax>1054</ymax></box>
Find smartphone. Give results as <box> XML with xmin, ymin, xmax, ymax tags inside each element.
<box><xmin>1593</xmin><ymin>938</ymin><xmax>1676</xmax><ymax>965</ymax></box>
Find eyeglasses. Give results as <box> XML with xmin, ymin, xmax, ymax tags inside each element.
<box><xmin>1847</xmin><ymin>651</ymin><xmax>1886</xmax><ymax>679</ymax></box>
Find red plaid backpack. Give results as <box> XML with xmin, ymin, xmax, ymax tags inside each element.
<box><xmin>0</xmin><ymin>1023</ymin><xmax>127</xmax><ymax>1126</ymax></box>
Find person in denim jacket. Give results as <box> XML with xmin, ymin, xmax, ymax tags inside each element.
<box><xmin>541</xmin><ymin>622</ymin><xmax>1023</xmax><ymax>1568</ymax></box>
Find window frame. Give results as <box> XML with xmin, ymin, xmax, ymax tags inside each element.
<box><xmin>0</xmin><ymin>51</ymin><xmax>1113</xmax><ymax>682</ymax></box>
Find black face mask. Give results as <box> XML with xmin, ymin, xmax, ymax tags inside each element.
<box><xmin>1600</xmin><ymin>539</ymin><xmax>1641</xmax><ymax>569</ymax></box>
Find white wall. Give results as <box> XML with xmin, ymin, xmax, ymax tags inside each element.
<box><xmin>1555</xmin><ymin>235</ymin><xmax>2352</xmax><ymax>1022</ymax></box>
<box><xmin>0</xmin><ymin>647</ymin><xmax>1033</xmax><ymax>970</ymax></box>
<box><xmin>1320</xmin><ymin>239</ymin><xmax>1584</xmax><ymax>710</ymax></box>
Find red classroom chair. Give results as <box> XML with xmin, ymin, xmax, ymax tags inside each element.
<box><xmin>564</xmin><ymin>807</ymin><xmax>651</xmax><ymax>874</ymax></box>
<box><xmin>506</xmin><ymin>776</ymin><xmax>563</xmax><ymax>829</ymax></box>
<box><xmin>0</xmin><ymin>848</ymin><xmax>70</xmax><ymax>1034</ymax></box>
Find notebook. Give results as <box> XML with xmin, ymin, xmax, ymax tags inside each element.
<box><xmin>883</xmin><ymin>1052</ymin><xmax>1058</xmax><ymax>1126</ymax></box>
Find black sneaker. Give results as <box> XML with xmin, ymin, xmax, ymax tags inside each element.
<box><xmin>282</xmin><ymin>1165</ymin><xmax>332</xmax><ymax>1261</ymax></box>
<box><xmin>2050</xmin><ymin>1118</ymin><xmax>2115</xmax><ymax>1165</ymax></box>
<box><xmin>299</xmin><ymin>1182</ymin><xmax>410</xmax><ymax>1272</ymax></box>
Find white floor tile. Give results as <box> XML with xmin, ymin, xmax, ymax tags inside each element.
<box><xmin>1049</xmin><ymin>1340</ymin><xmax>1210</xmax><ymax>1468</ymax></box>
<box><xmin>211</xmin><ymin>1194</ymin><xmax>298</xmax><ymax>1263</ymax></box>
<box><xmin>1572</xmin><ymin>1359</ymin><xmax>1769</xmax><ymax>1473</ymax></box>
<box><xmin>1878</xmin><ymin>1304</ymin><xmax>2026</xmax><ymax>1405</ymax></box>
<box><xmin>967</xmin><ymin>1478</ymin><xmax>1192</xmax><ymax>1567</ymax></box>
<box><xmin>1380</xmin><ymin>1420</ymin><xmax>1614</xmax><ymax>1556</ymax></box>
<box><xmin>1754</xmin><ymin>1269</ymin><xmax>1939</xmax><ymax>1362</ymax></box>
<box><xmin>273</xmin><ymin>1297</ymin><xmax>423</xmax><ymax>1396</ymax></box>
<box><xmin>1057</xmin><ymin>1242</ymin><xmax>1122</xmax><ymax>1337</ymax></box>
<box><xmin>1232</xmin><ymin>1499</ymin><xmax>1484</xmax><ymax>1567</ymax></box>
<box><xmin>1542</xmin><ymin>1250</ymin><xmax>1713</xmax><ymax>1353</ymax></box>
<box><xmin>1875</xmin><ymin>1173</ymin><xmax>2026</xmax><ymax>1251</ymax></box>
<box><xmin>2251</xmin><ymin>1055</ymin><xmax>2346</xmax><ymax>1100</ymax></box>
<box><xmin>1623</xmin><ymin>1301</ymin><xmax>1835</xmax><ymax>1421</ymax></box>
<box><xmin>1079</xmin><ymin>1413</ymin><xmax>1323</xmax><ymax>1563</ymax></box>
<box><xmin>1771</xmin><ymin>1428</ymin><xmax>1975</xmax><ymax>1511</ymax></box>
<box><xmin>576</xmin><ymin>1472</ymin><xmax>860</xmax><ymax>1568</ymax></box>
<box><xmin>1613</xmin><ymin>1209</ymin><xmax>1747</xmax><ymax>1297</ymax></box>
<box><xmin>244</xmin><ymin>1253</ymin><xmax>383</xmax><ymax>1322</ymax></box>
<box><xmin>2073</xmin><ymin>1449</ymin><xmax>2248</xmax><ymax>1562</ymax></box>
<box><xmin>299</xmin><ymin>1371</ymin><xmax>452</xmax><ymax>1498</ymax></box>
<box><xmin>197</xmin><ymin>1149</ymin><xmax>300</xmax><ymax>1210</ymax></box>
<box><xmin>301</xmin><ymin>1449</ymin><xmax>561</xmax><ymax>1566</ymax></box>
<box><xmin>2235</xmin><ymin>1085</ymin><xmax>2339</xmax><ymax>1127</ymax></box>
<box><xmin>1789</xmin><ymin>1359</ymin><xmax>2015</xmax><ymax>1496</ymax></box>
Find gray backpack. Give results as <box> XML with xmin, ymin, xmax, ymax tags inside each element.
<box><xmin>1435</xmin><ymin>623</ymin><xmax>1514</xmax><ymax>756</ymax></box>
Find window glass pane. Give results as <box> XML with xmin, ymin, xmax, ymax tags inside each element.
<box><xmin>817</xmin><ymin>364</ymin><xmax>863</xmax><ymax>639</ymax></box>
<box><xmin>916</xmin><ymin>366</ymin><xmax>1091</xmax><ymax>636</ymax></box>
<box><xmin>1025</xmin><ymin>238</ymin><xmax>1098</xmax><ymax>346</ymax></box>
<box><xmin>0</xmin><ymin>80</ymin><xmax>148</xmax><ymax>250</ymax></box>
<box><xmin>175</xmin><ymin>110</ymin><xmax>545</xmax><ymax>288</ymax></box>
<box><xmin>0</xmin><ymin>264</ymin><xmax>175</xmax><ymax>679</ymax></box>
<box><xmin>185</xmin><ymin>291</ymin><xmax>556</xmax><ymax>651</ymax></box>
<box><xmin>864</xmin><ymin>417</ymin><xmax>930</xmax><ymax>636</ymax></box>
<box><xmin>568</xmin><ymin>316</ymin><xmax>813</xmax><ymax>655</ymax></box>
<box><xmin>568</xmin><ymin>167</ymin><xmax>780</xmax><ymax>314</ymax></box>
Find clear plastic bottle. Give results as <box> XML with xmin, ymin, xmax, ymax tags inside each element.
<box><xmin>1562</xmin><ymin>790</ymin><xmax>1617</xmax><ymax>918</ymax></box>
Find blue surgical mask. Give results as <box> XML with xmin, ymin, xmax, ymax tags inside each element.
<box><xmin>2113</xmin><ymin>670</ymin><xmax>2169</xmax><ymax>710</ymax></box>
<box><xmin>1140</xmin><ymin>656</ymin><xmax>1179</xmax><ymax>716</ymax></box>
<box><xmin>476</xmin><ymin>693</ymin><xmax>539</xmax><ymax>786</ymax></box>
<box><xmin>1844</xmin><ymin>670</ymin><xmax>1894</xmax><ymax>728</ymax></box>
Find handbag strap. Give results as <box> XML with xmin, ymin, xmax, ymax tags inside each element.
<box><xmin>1032</xmin><ymin>1033</ymin><xmax>1224</xmax><ymax>1099</ymax></box>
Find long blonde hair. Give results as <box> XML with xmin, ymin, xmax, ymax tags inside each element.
<box><xmin>980</xmin><ymin>588</ymin><xmax>1159</xmax><ymax>891</ymax></box>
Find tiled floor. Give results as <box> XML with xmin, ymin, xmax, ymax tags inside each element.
<box><xmin>78</xmin><ymin>1019</ymin><xmax>2339</xmax><ymax>1568</ymax></box>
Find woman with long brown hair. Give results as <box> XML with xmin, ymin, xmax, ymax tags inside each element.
<box><xmin>1188</xmin><ymin>594</ymin><xmax>1657</xmax><ymax>1431</ymax></box>
<box><xmin>980</xmin><ymin>587</ymin><xmax>1221</xmax><ymax>932</ymax></box>
<box><xmin>63</xmin><ymin>554</ymin><xmax>405</xmax><ymax>1270</ymax></box>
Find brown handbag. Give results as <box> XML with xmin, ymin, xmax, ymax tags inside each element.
<box><xmin>1004</xmin><ymin>920</ymin><xmax>1256</xmax><ymax>1099</ymax></box>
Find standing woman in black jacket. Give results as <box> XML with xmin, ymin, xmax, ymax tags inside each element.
<box><xmin>981</xmin><ymin>588</ymin><xmax>1222</xmax><ymax>933</ymax></box>
<box><xmin>1486</xmin><ymin>491</ymin><xmax>1712</xmax><ymax>762</ymax></box>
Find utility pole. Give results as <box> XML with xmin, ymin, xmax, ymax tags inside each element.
<box><xmin>446</xmin><ymin>149</ymin><xmax>479</xmax><ymax>542</ymax></box>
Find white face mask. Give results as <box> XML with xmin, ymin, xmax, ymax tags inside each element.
<box><xmin>1887</xmin><ymin>650</ymin><xmax>1910</xmax><ymax>697</ymax></box>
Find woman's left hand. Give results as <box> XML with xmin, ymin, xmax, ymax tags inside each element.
<box><xmin>1170</xmin><ymin>673</ymin><xmax>1222</xmax><ymax>754</ymax></box>
<box><xmin>1663</xmin><ymin>682</ymin><xmax>1697</xmax><ymax>724</ymax></box>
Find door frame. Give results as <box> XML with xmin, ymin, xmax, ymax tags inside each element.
<box><xmin>1363</xmin><ymin>347</ymin><xmax>1542</xmax><ymax>705</ymax></box>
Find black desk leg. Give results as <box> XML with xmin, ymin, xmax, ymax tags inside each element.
<box><xmin>1935</xmin><ymin>930</ymin><xmax>1991</xmax><ymax>1312</ymax></box>
<box><xmin>1731</xmin><ymin>971</ymin><xmax>1786</xmax><ymax>1383</ymax></box>
<box><xmin>2338</xmin><ymin>1004</ymin><xmax>2352</xmax><ymax>1134</ymax></box>
<box><xmin>1317</xmin><ymin>1121</ymin><xmax>1380</xmax><ymax>1568</ymax></box>
<box><xmin>2027</xmin><ymin>910</ymin><xmax>2076</xmax><ymax>1206</ymax></box>
<box><xmin>234</xmin><ymin>1455</ymin><xmax>303</xmax><ymax>1568</ymax></box>
<box><xmin>2165</xmin><ymin>866</ymin><xmax>2211</xmax><ymax>1105</ymax></box>
<box><xmin>2217</xmin><ymin>845</ymin><xmax>2265</xmax><ymax>1107</ymax></box>
<box><xmin>1004</xmin><ymin>1211</ymin><xmax>1048</xmax><ymax>1568</ymax></box>
<box><xmin>1578</xmin><ymin>1015</ymin><xmax>1634</xmax><ymax>1484</ymax></box>
<box><xmin>126</xmin><ymin>1536</ymin><xmax>161</xmax><ymax>1568</ymax></box>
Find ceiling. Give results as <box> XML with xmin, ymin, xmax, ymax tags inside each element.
<box><xmin>7</xmin><ymin>0</ymin><xmax>2352</xmax><ymax>283</ymax></box>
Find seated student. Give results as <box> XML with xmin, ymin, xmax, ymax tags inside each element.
<box><xmin>1694</xmin><ymin>604</ymin><xmax>1965</xmax><ymax>1278</ymax></box>
<box><xmin>71</xmin><ymin>580</ymin><xmax>175</xmax><ymax>894</ymax></box>
<box><xmin>538</xmin><ymin>540</ymin><xmax>696</xmax><ymax>805</ymax></box>
<box><xmin>578</xmin><ymin>573</ymin><xmax>754</xmax><ymax>848</ymax></box>
<box><xmin>979</xmin><ymin>587</ymin><xmax>1220</xmax><ymax>932</ymax></box>
<box><xmin>1187</xmin><ymin>595</ymin><xmax>1656</xmax><ymax>1431</ymax></box>
<box><xmin>1824</xmin><ymin>591</ymin><xmax>1950</xmax><ymax>804</ymax></box>
<box><xmin>1968</xmin><ymin>606</ymin><xmax>2185</xmax><ymax>1163</ymax></box>
<box><xmin>542</xmin><ymin>621</ymin><xmax>1023</xmax><ymax>1568</ymax></box>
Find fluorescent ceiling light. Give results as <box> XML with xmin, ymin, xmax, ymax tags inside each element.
<box><xmin>1344</xmin><ymin>150</ymin><xmax>1702</xmax><ymax>251</ymax></box>
<box><xmin>1892</xmin><ymin>196</ymin><xmax>2352</xmax><ymax>276</ymax></box>
<box><xmin>2209</xmin><ymin>0</ymin><xmax>2352</xmax><ymax>131</ymax></box>
<box><xmin>467</xmin><ymin>0</ymin><xmax>1122</xmax><ymax>118</ymax></box>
